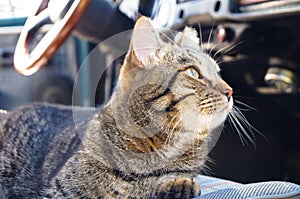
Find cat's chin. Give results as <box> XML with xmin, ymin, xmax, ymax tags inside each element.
<box><xmin>181</xmin><ymin>110</ymin><xmax>227</xmax><ymax>136</ymax></box>
<box><xmin>210</xmin><ymin>98</ymin><xmax>233</xmax><ymax>130</ymax></box>
<box><xmin>211</xmin><ymin>111</ymin><xmax>228</xmax><ymax>129</ymax></box>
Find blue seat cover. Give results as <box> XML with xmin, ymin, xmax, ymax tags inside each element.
<box><xmin>195</xmin><ymin>175</ymin><xmax>300</xmax><ymax>199</ymax></box>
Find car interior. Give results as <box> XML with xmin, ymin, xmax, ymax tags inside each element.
<box><xmin>1</xmin><ymin>0</ymin><xmax>300</xmax><ymax>197</ymax></box>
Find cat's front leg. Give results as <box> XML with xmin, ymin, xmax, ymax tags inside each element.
<box><xmin>156</xmin><ymin>177</ymin><xmax>201</xmax><ymax>199</ymax></box>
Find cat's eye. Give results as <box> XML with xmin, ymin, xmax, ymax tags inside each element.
<box><xmin>185</xmin><ymin>67</ymin><xmax>200</xmax><ymax>79</ymax></box>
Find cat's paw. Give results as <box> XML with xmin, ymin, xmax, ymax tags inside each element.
<box><xmin>157</xmin><ymin>178</ymin><xmax>201</xmax><ymax>199</ymax></box>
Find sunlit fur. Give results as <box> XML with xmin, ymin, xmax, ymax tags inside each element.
<box><xmin>76</xmin><ymin>18</ymin><xmax>234</xmax><ymax>198</ymax></box>
<box><xmin>0</xmin><ymin>17</ymin><xmax>245</xmax><ymax>199</ymax></box>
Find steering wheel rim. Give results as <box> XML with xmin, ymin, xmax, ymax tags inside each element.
<box><xmin>14</xmin><ymin>0</ymin><xmax>91</xmax><ymax>76</ymax></box>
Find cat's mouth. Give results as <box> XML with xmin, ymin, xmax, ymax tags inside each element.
<box><xmin>214</xmin><ymin>96</ymin><xmax>234</xmax><ymax>115</ymax></box>
<box><xmin>226</xmin><ymin>97</ymin><xmax>234</xmax><ymax>113</ymax></box>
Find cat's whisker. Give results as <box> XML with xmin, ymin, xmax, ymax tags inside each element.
<box><xmin>232</xmin><ymin>107</ymin><xmax>264</xmax><ymax>138</ymax></box>
<box><xmin>164</xmin><ymin>113</ymin><xmax>182</xmax><ymax>147</ymax></box>
<box><xmin>213</xmin><ymin>47</ymin><xmax>226</xmax><ymax>60</ymax></box>
<box><xmin>232</xmin><ymin>110</ymin><xmax>254</xmax><ymax>145</ymax></box>
<box><xmin>227</xmin><ymin>106</ymin><xmax>263</xmax><ymax>147</ymax></box>
<box><xmin>225</xmin><ymin>42</ymin><xmax>243</xmax><ymax>55</ymax></box>
<box><xmin>197</xmin><ymin>23</ymin><xmax>203</xmax><ymax>50</ymax></box>
<box><xmin>160</xmin><ymin>31</ymin><xmax>181</xmax><ymax>48</ymax></box>
<box><xmin>164</xmin><ymin>128</ymin><xmax>174</xmax><ymax>147</ymax></box>
<box><xmin>214</xmin><ymin>41</ymin><xmax>243</xmax><ymax>64</ymax></box>
<box><xmin>234</xmin><ymin>100</ymin><xmax>257</xmax><ymax>112</ymax></box>
<box><xmin>213</xmin><ymin>44</ymin><xmax>232</xmax><ymax>59</ymax></box>
<box><xmin>162</xmin><ymin>114</ymin><xmax>177</xmax><ymax>145</ymax></box>
<box><xmin>206</xmin><ymin>24</ymin><xmax>216</xmax><ymax>55</ymax></box>
<box><xmin>228</xmin><ymin>112</ymin><xmax>246</xmax><ymax>145</ymax></box>
<box><xmin>216</xmin><ymin>61</ymin><xmax>224</xmax><ymax>66</ymax></box>
<box><xmin>209</xmin><ymin>43</ymin><xmax>219</xmax><ymax>57</ymax></box>
<box><xmin>163</xmin><ymin>111</ymin><xmax>179</xmax><ymax>131</ymax></box>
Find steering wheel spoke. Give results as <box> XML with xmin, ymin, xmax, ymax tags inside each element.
<box><xmin>27</xmin><ymin>9</ymin><xmax>52</xmax><ymax>35</ymax></box>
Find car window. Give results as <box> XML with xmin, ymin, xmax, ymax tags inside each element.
<box><xmin>0</xmin><ymin>0</ymin><xmax>40</xmax><ymax>18</ymax></box>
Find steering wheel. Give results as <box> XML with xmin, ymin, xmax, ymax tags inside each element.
<box><xmin>14</xmin><ymin>0</ymin><xmax>91</xmax><ymax>76</ymax></box>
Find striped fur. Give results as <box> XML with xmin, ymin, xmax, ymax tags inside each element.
<box><xmin>0</xmin><ymin>17</ymin><xmax>233</xmax><ymax>198</ymax></box>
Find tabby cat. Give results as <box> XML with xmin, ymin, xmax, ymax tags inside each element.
<box><xmin>0</xmin><ymin>17</ymin><xmax>233</xmax><ymax>198</ymax></box>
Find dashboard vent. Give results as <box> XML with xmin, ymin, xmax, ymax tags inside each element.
<box><xmin>233</xmin><ymin>0</ymin><xmax>300</xmax><ymax>13</ymax></box>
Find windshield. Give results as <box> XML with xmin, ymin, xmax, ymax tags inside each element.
<box><xmin>0</xmin><ymin>0</ymin><xmax>40</xmax><ymax>18</ymax></box>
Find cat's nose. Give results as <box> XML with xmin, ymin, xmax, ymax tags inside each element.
<box><xmin>224</xmin><ymin>88</ymin><xmax>233</xmax><ymax>101</ymax></box>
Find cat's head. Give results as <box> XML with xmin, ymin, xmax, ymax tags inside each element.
<box><xmin>114</xmin><ymin>16</ymin><xmax>233</xmax><ymax>148</ymax></box>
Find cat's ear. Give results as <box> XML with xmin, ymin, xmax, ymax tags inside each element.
<box><xmin>175</xmin><ymin>27</ymin><xmax>200</xmax><ymax>51</ymax></box>
<box><xmin>130</xmin><ymin>16</ymin><xmax>160</xmax><ymax>68</ymax></box>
